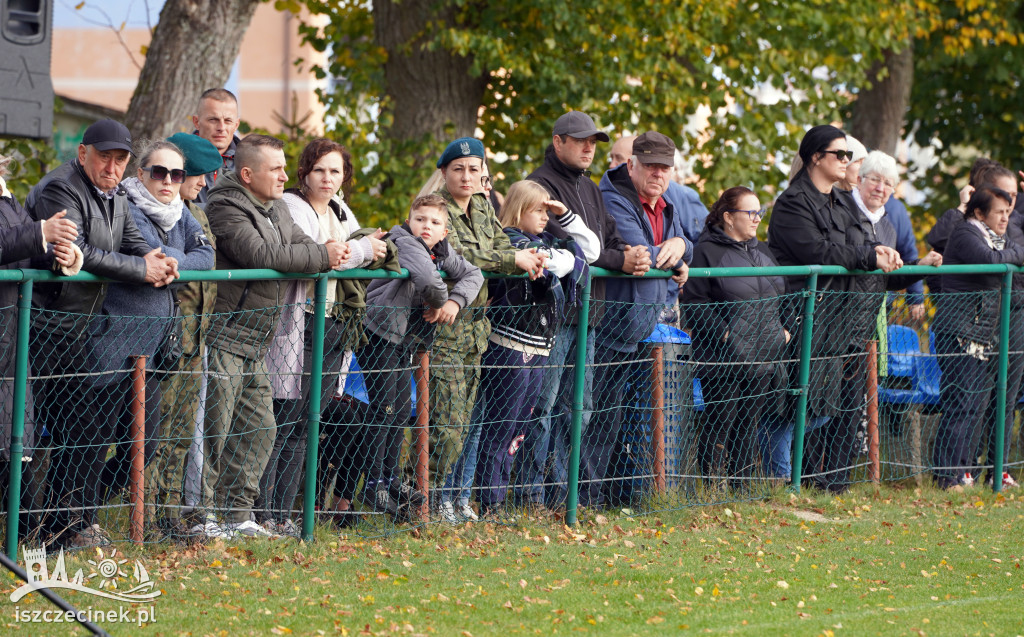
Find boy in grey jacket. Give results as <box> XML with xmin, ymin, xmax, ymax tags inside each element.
<box><xmin>360</xmin><ymin>194</ymin><xmax>483</xmax><ymax>519</ymax></box>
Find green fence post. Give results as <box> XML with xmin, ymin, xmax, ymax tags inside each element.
<box><xmin>6</xmin><ymin>279</ymin><xmax>31</xmax><ymax>559</ymax></box>
<box><xmin>992</xmin><ymin>269</ymin><xmax>1013</xmax><ymax>493</ymax></box>
<box><xmin>565</xmin><ymin>276</ymin><xmax>592</xmax><ymax>526</ymax></box>
<box><xmin>790</xmin><ymin>271</ymin><xmax>819</xmax><ymax>491</ymax></box>
<box><xmin>301</xmin><ymin>274</ymin><xmax>329</xmax><ymax>540</ymax></box>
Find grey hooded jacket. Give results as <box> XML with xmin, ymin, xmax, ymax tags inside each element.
<box><xmin>364</xmin><ymin>223</ymin><xmax>482</xmax><ymax>348</ymax></box>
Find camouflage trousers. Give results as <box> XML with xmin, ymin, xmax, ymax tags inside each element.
<box><xmin>421</xmin><ymin>343</ymin><xmax>482</xmax><ymax>487</ymax></box>
<box><xmin>148</xmin><ymin>353</ymin><xmax>206</xmax><ymax>523</ymax></box>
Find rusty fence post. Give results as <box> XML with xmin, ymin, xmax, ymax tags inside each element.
<box><xmin>129</xmin><ymin>355</ymin><xmax>147</xmax><ymax>544</ymax></box>
<box><xmin>866</xmin><ymin>340</ymin><xmax>880</xmax><ymax>484</ymax></box>
<box><xmin>415</xmin><ymin>351</ymin><xmax>430</xmax><ymax>521</ymax></box>
<box><xmin>650</xmin><ymin>346</ymin><xmax>666</xmax><ymax>494</ymax></box>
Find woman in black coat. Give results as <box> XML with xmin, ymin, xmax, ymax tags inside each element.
<box><xmin>683</xmin><ymin>187</ymin><xmax>789</xmax><ymax>491</ymax></box>
<box><xmin>766</xmin><ymin>125</ymin><xmax>904</xmax><ymax>493</ymax></box>
<box><xmin>932</xmin><ymin>185</ymin><xmax>1024</xmax><ymax>490</ymax></box>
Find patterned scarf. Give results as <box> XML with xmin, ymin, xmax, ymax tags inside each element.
<box><xmin>123</xmin><ymin>177</ymin><xmax>183</xmax><ymax>232</ymax></box>
<box><xmin>968</xmin><ymin>218</ymin><xmax>1006</xmax><ymax>250</ymax></box>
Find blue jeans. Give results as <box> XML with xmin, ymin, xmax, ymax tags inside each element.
<box><xmin>757</xmin><ymin>414</ymin><xmax>830</xmax><ymax>479</ymax></box>
<box><xmin>441</xmin><ymin>399</ymin><xmax>484</xmax><ymax>506</ymax></box>
<box><xmin>513</xmin><ymin>325</ymin><xmax>594</xmax><ymax>507</ymax></box>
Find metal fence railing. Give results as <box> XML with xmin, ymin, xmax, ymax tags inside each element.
<box><xmin>1</xmin><ymin>263</ymin><xmax>1022</xmax><ymax>555</ymax></box>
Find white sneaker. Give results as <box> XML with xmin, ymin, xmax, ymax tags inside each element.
<box><xmin>986</xmin><ymin>472</ymin><xmax>1020</xmax><ymax>488</ymax></box>
<box><xmin>435</xmin><ymin>500</ymin><xmax>459</xmax><ymax>525</ymax></box>
<box><xmin>189</xmin><ymin>515</ymin><xmax>231</xmax><ymax>540</ymax></box>
<box><xmin>961</xmin><ymin>472</ymin><xmax>975</xmax><ymax>487</ymax></box>
<box><xmin>223</xmin><ymin>520</ymin><xmax>280</xmax><ymax>539</ymax></box>
<box><xmin>458</xmin><ymin>503</ymin><xmax>479</xmax><ymax>521</ymax></box>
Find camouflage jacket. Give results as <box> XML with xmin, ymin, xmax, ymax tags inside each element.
<box><xmin>178</xmin><ymin>200</ymin><xmax>217</xmax><ymax>357</ymax></box>
<box><xmin>434</xmin><ymin>189</ymin><xmax>520</xmax><ymax>352</ymax></box>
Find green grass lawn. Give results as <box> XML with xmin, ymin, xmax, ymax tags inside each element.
<box><xmin>3</xmin><ymin>484</ymin><xmax>1023</xmax><ymax>636</ymax></box>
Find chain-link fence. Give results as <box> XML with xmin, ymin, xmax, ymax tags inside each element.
<box><xmin>1</xmin><ymin>264</ymin><xmax>1022</xmax><ymax>554</ymax></box>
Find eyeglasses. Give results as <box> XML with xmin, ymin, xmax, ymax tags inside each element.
<box><xmin>480</xmin><ymin>175</ymin><xmax>492</xmax><ymax>188</ymax></box>
<box><xmin>822</xmin><ymin>150</ymin><xmax>854</xmax><ymax>161</ymax></box>
<box><xmin>862</xmin><ymin>174</ymin><xmax>897</xmax><ymax>190</ymax></box>
<box><xmin>726</xmin><ymin>208</ymin><xmax>765</xmax><ymax>221</ymax></box>
<box><xmin>142</xmin><ymin>165</ymin><xmax>186</xmax><ymax>184</ymax></box>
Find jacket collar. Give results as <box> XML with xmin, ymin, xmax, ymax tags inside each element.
<box><xmin>701</xmin><ymin>223</ymin><xmax>758</xmax><ymax>248</ymax></box>
<box><xmin>399</xmin><ymin>221</ymin><xmax>450</xmax><ymax>259</ymax></box>
<box><xmin>209</xmin><ymin>170</ymin><xmax>275</xmax><ymax>215</ymax></box>
<box><xmin>543</xmin><ymin>144</ymin><xmax>591</xmax><ymax>180</ymax></box>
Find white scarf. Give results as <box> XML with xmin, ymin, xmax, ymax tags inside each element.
<box><xmin>852</xmin><ymin>188</ymin><xmax>886</xmax><ymax>226</ymax></box>
<box><xmin>123</xmin><ymin>177</ymin><xmax>183</xmax><ymax>232</ymax></box>
<box><xmin>0</xmin><ymin>175</ymin><xmax>10</xmax><ymax>198</ymax></box>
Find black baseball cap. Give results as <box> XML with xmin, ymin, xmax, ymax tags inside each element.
<box><xmin>552</xmin><ymin>111</ymin><xmax>610</xmax><ymax>142</ymax></box>
<box><xmin>82</xmin><ymin>119</ymin><xmax>133</xmax><ymax>153</ymax></box>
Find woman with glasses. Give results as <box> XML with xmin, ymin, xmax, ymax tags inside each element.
<box><xmin>682</xmin><ymin>187</ymin><xmax>789</xmax><ymax>493</ymax></box>
<box><xmin>765</xmin><ymin>125</ymin><xmax>903</xmax><ymax>493</ymax></box>
<box><xmin>95</xmin><ymin>140</ymin><xmax>215</xmax><ymax>509</ymax></box>
<box><xmin>932</xmin><ymin>185</ymin><xmax>1024</xmax><ymax>490</ymax></box>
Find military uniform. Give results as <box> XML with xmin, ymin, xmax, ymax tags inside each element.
<box><xmin>425</xmin><ymin>189</ymin><xmax>519</xmax><ymax>484</ymax></box>
<box><xmin>149</xmin><ymin>200</ymin><xmax>217</xmax><ymax>528</ymax></box>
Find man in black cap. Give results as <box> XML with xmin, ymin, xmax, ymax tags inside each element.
<box><xmin>26</xmin><ymin>118</ymin><xmax>179</xmax><ymax>549</ymax></box>
<box><xmin>517</xmin><ymin>111</ymin><xmax>651</xmax><ymax>512</ymax></box>
<box><xmin>588</xmin><ymin>131</ymin><xmax>690</xmax><ymax>507</ymax></box>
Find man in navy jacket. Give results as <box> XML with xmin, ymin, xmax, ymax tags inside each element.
<box><xmin>585</xmin><ymin>131</ymin><xmax>690</xmax><ymax>507</ymax></box>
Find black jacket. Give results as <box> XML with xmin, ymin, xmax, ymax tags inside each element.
<box><xmin>0</xmin><ymin>194</ymin><xmax>45</xmax><ymax>460</ymax></box>
<box><xmin>931</xmin><ymin>221</ymin><xmax>1024</xmax><ymax>345</ymax></box>
<box><xmin>25</xmin><ymin>160</ymin><xmax>152</xmax><ymax>334</ymax></box>
<box><xmin>682</xmin><ymin>225</ymin><xmax>788</xmax><ymax>377</ymax></box>
<box><xmin>527</xmin><ymin>144</ymin><xmax>629</xmax><ymax>303</ymax></box>
<box><xmin>768</xmin><ymin>172</ymin><xmax>881</xmax><ymax>354</ymax></box>
<box><xmin>928</xmin><ymin>208</ymin><xmax>1024</xmax><ymax>306</ymax></box>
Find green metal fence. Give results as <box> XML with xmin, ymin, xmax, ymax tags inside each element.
<box><xmin>1</xmin><ymin>263</ymin><xmax>1021</xmax><ymax>556</ymax></box>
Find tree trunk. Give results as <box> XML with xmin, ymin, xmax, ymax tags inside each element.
<box><xmin>849</xmin><ymin>45</ymin><xmax>914</xmax><ymax>157</ymax></box>
<box><xmin>373</xmin><ymin>0</ymin><xmax>489</xmax><ymax>144</ymax></box>
<box><xmin>124</xmin><ymin>0</ymin><xmax>262</xmax><ymax>142</ymax></box>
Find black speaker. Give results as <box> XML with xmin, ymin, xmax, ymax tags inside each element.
<box><xmin>0</xmin><ymin>0</ymin><xmax>53</xmax><ymax>139</ymax></box>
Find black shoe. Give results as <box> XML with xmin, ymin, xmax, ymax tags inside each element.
<box><xmin>387</xmin><ymin>478</ymin><xmax>426</xmax><ymax>508</ymax></box>
<box><xmin>362</xmin><ymin>486</ymin><xmax>400</xmax><ymax>516</ymax></box>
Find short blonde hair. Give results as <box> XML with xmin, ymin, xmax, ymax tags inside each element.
<box><xmin>499</xmin><ymin>180</ymin><xmax>550</xmax><ymax>229</ymax></box>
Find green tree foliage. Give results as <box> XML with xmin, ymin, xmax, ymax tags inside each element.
<box><xmin>908</xmin><ymin>1</ymin><xmax>1024</xmax><ymax>214</ymax></box>
<box><xmin>297</xmin><ymin>0</ymin><xmax>922</xmax><ymax>225</ymax></box>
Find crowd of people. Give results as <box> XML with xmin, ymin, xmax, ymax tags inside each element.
<box><xmin>0</xmin><ymin>89</ymin><xmax>1021</xmax><ymax>550</ymax></box>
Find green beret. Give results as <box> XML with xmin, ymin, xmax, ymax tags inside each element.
<box><xmin>437</xmin><ymin>137</ymin><xmax>485</xmax><ymax>168</ymax></box>
<box><xmin>167</xmin><ymin>132</ymin><xmax>223</xmax><ymax>176</ymax></box>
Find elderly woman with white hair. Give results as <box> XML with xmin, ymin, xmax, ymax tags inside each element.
<box><xmin>851</xmin><ymin>151</ymin><xmax>941</xmax><ymax>395</ymax></box>
<box><xmin>853</xmin><ymin>152</ymin><xmax>941</xmax><ymax>266</ymax></box>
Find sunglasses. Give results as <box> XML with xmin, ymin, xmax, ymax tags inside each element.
<box><xmin>142</xmin><ymin>165</ymin><xmax>187</xmax><ymax>184</ymax></box>
<box><xmin>726</xmin><ymin>208</ymin><xmax>765</xmax><ymax>221</ymax></box>
<box><xmin>822</xmin><ymin>149</ymin><xmax>854</xmax><ymax>161</ymax></box>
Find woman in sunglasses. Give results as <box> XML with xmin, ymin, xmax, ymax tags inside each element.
<box><xmin>94</xmin><ymin>139</ymin><xmax>215</xmax><ymax>511</ymax></box>
<box><xmin>682</xmin><ymin>187</ymin><xmax>789</xmax><ymax>493</ymax></box>
<box><xmin>764</xmin><ymin>125</ymin><xmax>903</xmax><ymax>494</ymax></box>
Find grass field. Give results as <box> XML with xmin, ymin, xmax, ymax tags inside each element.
<box><xmin>2</xmin><ymin>484</ymin><xmax>1022</xmax><ymax>636</ymax></box>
